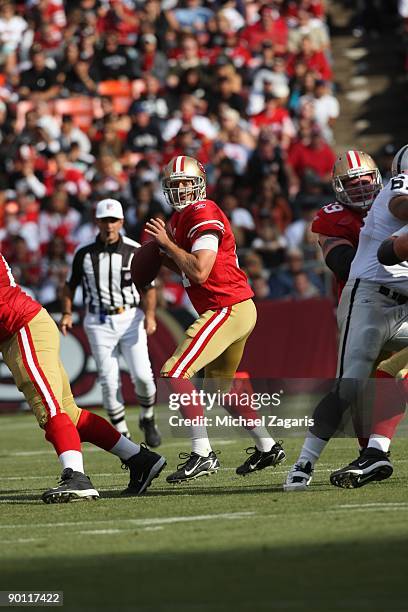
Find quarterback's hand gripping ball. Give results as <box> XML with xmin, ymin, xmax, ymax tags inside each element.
<box><xmin>131</xmin><ymin>241</ymin><xmax>164</xmax><ymax>289</ymax></box>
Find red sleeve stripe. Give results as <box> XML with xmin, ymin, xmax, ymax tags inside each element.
<box><xmin>17</xmin><ymin>325</ymin><xmax>61</xmax><ymax>418</ymax></box>
<box><xmin>166</xmin><ymin>306</ymin><xmax>232</xmax><ymax>378</ymax></box>
<box><xmin>187</xmin><ymin>220</ymin><xmax>225</xmax><ymax>239</ymax></box>
<box><xmin>346</xmin><ymin>150</ymin><xmax>361</xmax><ymax>169</ymax></box>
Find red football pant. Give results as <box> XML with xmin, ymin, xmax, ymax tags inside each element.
<box><xmin>45</xmin><ymin>412</ymin><xmax>82</xmax><ymax>455</ymax></box>
<box><xmin>76</xmin><ymin>409</ymin><xmax>121</xmax><ymax>450</ymax></box>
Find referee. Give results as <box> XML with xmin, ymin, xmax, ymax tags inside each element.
<box><xmin>59</xmin><ymin>198</ymin><xmax>161</xmax><ymax>447</ymax></box>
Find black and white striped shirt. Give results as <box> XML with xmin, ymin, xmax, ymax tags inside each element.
<box><xmin>67</xmin><ymin>235</ymin><xmax>141</xmax><ymax>313</ymax></box>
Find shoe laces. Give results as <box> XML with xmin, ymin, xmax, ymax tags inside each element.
<box><xmin>58</xmin><ymin>468</ymin><xmax>73</xmax><ymax>483</ymax></box>
<box><xmin>121</xmin><ymin>443</ymin><xmax>149</xmax><ymax>471</ymax></box>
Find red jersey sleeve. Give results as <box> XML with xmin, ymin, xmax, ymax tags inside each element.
<box><xmin>311</xmin><ymin>203</ymin><xmax>363</xmax><ymax>248</ymax></box>
<box><xmin>182</xmin><ymin>200</ymin><xmax>226</xmax><ymax>250</ymax></box>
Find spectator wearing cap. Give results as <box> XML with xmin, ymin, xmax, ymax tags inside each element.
<box><xmin>45</xmin><ymin>151</ymin><xmax>91</xmax><ymax>203</ymax></box>
<box><xmin>215</xmin><ymin>105</ymin><xmax>255</xmax><ymax>172</ymax></box>
<box><xmin>17</xmin><ymin>47</ymin><xmax>60</xmax><ymax>102</ymax></box>
<box><xmin>138</xmin><ymin>33</ymin><xmax>168</xmax><ymax>85</ymax></box>
<box><xmin>378</xmin><ymin>143</ymin><xmax>398</xmax><ymax>182</ymax></box>
<box><xmin>166</xmin><ymin>33</ymin><xmax>208</xmax><ymax>93</ymax></box>
<box><xmin>125</xmin><ymin>101</ymin><xmax>163</xmax><ymax>154</ymax></box>
<box><xmin>90</xmin><ymin>32</ymin><xmax>139</xmax><ymax>82</ymax></box>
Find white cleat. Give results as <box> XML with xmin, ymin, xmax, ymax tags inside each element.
<box><xmin>283</xmin><ymin>461</ymin><xmax>314</xmax><ymax>492</ymax></box>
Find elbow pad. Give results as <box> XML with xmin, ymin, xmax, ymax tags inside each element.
<box><xmin>377</xmin><ymin>238</ymin><xmax>403</xmax><ymax>266</ymax></box>
<box><xmin>325</xmin><ymin>244</ymin><xmax>356</xmax><ymax>281</ymax></box>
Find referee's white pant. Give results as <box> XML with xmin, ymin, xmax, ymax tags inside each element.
<box><xmin>84</xmin><ymin>307</ymin><xmax>156</xmax><ymax>417</ymax></box>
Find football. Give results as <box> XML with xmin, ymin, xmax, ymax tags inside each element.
<box><xmin>131</xmin><ymin>240</ymin><xmax>164</xmax><ymax>289</ymax></box>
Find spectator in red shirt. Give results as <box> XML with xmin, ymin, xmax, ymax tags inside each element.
<box><xmin>287</xmin><ymin>124</ymin><xmax>336</xmax><ymax>193</ymax></box>
<box><xmin>286</xmin><ymin>35</ymin><xmax>332</xmax><ymax>81</ymax></box>
<box><xmin>241</xmin><ymin>5</ymin><xmax>288</xmax><ymax>54</ymax></box>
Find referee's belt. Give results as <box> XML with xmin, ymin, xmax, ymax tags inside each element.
<box><xmin>378</xmin><ymin>285</ymin><xmax>408</xmax><ymax>305</ymax></box>
<box><xmin>88</xmin><ymin>304</ymin><xmax>137</xmax><ymax>315</ymax></box>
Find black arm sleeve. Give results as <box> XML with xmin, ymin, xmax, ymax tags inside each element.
<box><xmin>377</xmin><ymin>238</ymin><xmax>403</xmax><ymax>265</ymax></box>
<box><xmin>325</xmin><ymin>244</ymin><xmax>357</xmax><ymax>281</ymax></box>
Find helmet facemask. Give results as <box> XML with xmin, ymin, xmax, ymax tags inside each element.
<box><xmin>163</xmin><ymin>174</ymin><xmax>206</xmax><ymax>211</ymax></box>
<box><xmin>333</xmin><ymin>169</ymin><xmax>382</xmax><ymax>211</ymax></box>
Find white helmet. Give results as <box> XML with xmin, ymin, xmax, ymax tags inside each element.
<box><xmin>391</xmin><ymin>145</ymin><xmax>408</xmax><ymax>176</ymax></box>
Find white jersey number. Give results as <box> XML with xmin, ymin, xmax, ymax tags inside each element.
<box><xmin>323</xmin><ymin>203</ymin><xmax>344</xmax><ymax>214</ymax></box>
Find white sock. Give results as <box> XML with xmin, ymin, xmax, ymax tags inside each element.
<box><xmin>298</xmin><ymin>433</ymin><xmax>328</xmax><ymax>466</ymax></box>
<box><xmin>59</xmin><ymin>450</ymin><xmax>84</xmax><ymax>473</ymax></box>
<box><xmin>141</xmin><ymin>407</ymin><xmax>154</xmax><ymax>420</ymax></box>
<box><xmin>191</xmin><ymin>436</ymin><xmax>212</xmax><ymax>457</ymax></box>
<box><xmin>248</xmin><ymin>426</ymin><xmax>275</xmax><ymax>452</ymax></box>
<box><xmin>110</xmin><ymin>436</ymin><xmax>141</xmax><ymax>461</ymax></box>
<box><xmin>368</xmin><ymin>434</ymin><xmax>391</xmax><ymax>454</ymax></box>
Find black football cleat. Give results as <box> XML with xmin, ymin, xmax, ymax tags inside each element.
<box><xmin>121</xmin><ymin>445</ymin><xmax>166</xmax><ymax>495</ymax></box>
<box><xmin>236</xmin><ymin>441</ymin><xmax>286</xmax><ymax>476</ymax></box>
<box><xmin>330</xmin><ymin>448</ymin><xmax>393</xmax><ymax>489</ymax></box>
<box><xmin>139</xmin><ymin>416</ymin><xmax>162</xmax><ymax>448</ymax></box>
<box><xmin>42</xmin><ymin>468</ymin><xmax>99</xmax><ymax>504</ymax></box>
<box><xmin>166</xmin><ymin>451</ymin><xmax>220</xmax><ymax>484</ymax></box>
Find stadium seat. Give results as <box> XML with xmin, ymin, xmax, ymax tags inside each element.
<box><xmin>98</xmin><ymin>80</ymin><xmax>133</xmax><ymax>97</ymax></box>
<box><xmin>54</xmin><ymin>97</ymin><xmax>95</xmax><ymax>130</ymax></box>
<box><xmin>112</xmin><ymin>96</ymin><xmax>132</xmax><ymax>114</ymax></box>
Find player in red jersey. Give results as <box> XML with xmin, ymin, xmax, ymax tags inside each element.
<box><xmin>145</xmin><ymin>155</ymin><xmax>286</xmax><ymax>483</ymax></box>
<box><xmin>0</xmin><ymin>253</ymin><xmax>166</xmax><ymax>502</ymax></box>
<box><xmin>311</xmin><ymin>150</ymin><xmax>382</xmax><ymax>298</ymax></box>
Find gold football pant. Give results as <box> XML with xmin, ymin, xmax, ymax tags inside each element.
<box><xmin>377</xmin><ymin>346</ymin><xmax>408</xmax><ymax>378</ymax></box>
<box><xmin>0</xmin><ymin>308</ymin><xmax>82</xmax><ymax>428</ymax></box>
<box><xmin>161</xmin><ymin>299</ymin><xmax>257</xmax><ymax>380</ymax></box>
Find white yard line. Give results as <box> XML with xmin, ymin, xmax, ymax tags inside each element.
<box><xmin>0</xmin><ymin>511</ymin><xmax>255</xmax><ymax>531</ymax></box>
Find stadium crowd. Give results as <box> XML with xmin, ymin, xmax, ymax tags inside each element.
<box><xmin>0</xmin><ymin>0</ymin><xmax>341</xmax><ymax>312</ymax></box>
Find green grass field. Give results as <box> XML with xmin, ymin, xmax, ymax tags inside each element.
<box><xmin>1</xmin><ymin>410</ymin><xmax>408</xmax><ymax>612</ymax></box>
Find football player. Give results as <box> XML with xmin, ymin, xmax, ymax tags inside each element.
<box><xmin>312</xmin><ymin>150</ymin><xmax>382</xmax><ymax>298</ymax></box>
<box><xmin>0</xmin><ymin>253</ymin><xmax>166</xmax><ymax>502</ymax></box>
<box><xmin>284</xmin><ymin>150</ymin><xmax>385</xmax><ymax>491</ymax></box>
<box><xmin>145</xmin><ymin>155</ymin><xmax>286</xmax><ymax>483</ymax></box>
<box><xmin>328</xmin><ymin>212</ymin><xmax>408</xmax><ymax>487</ymax></box>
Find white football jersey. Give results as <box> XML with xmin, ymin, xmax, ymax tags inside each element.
<box><xmin>349</xmin><ymin>174</ymin><xmax>408</xmax><ymax>292</ymax></box>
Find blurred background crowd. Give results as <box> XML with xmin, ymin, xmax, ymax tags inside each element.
<box><xmin>0</xmin><ymin>0</ymin><xmax>403</xmax><ymax>314</ymax></box>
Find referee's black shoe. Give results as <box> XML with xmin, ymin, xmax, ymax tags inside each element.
<box><xmin>330</xmin><ymin>448</ymin><xmax>393</xmax><ymax>489</ymax></box>
<box><xmin>121</xmin><ymin>445</ymin><xmax>166</xmax><ymax>496</ymax></box>
<box><xmin>42</xmin><ymin>469</ymin><xmax>99</xmax><ymax>503</ymax></box>
<box><xmin>139</xmin><ymin>416</ymin><xmax>162</xmax><ymax>448</ymax></box>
